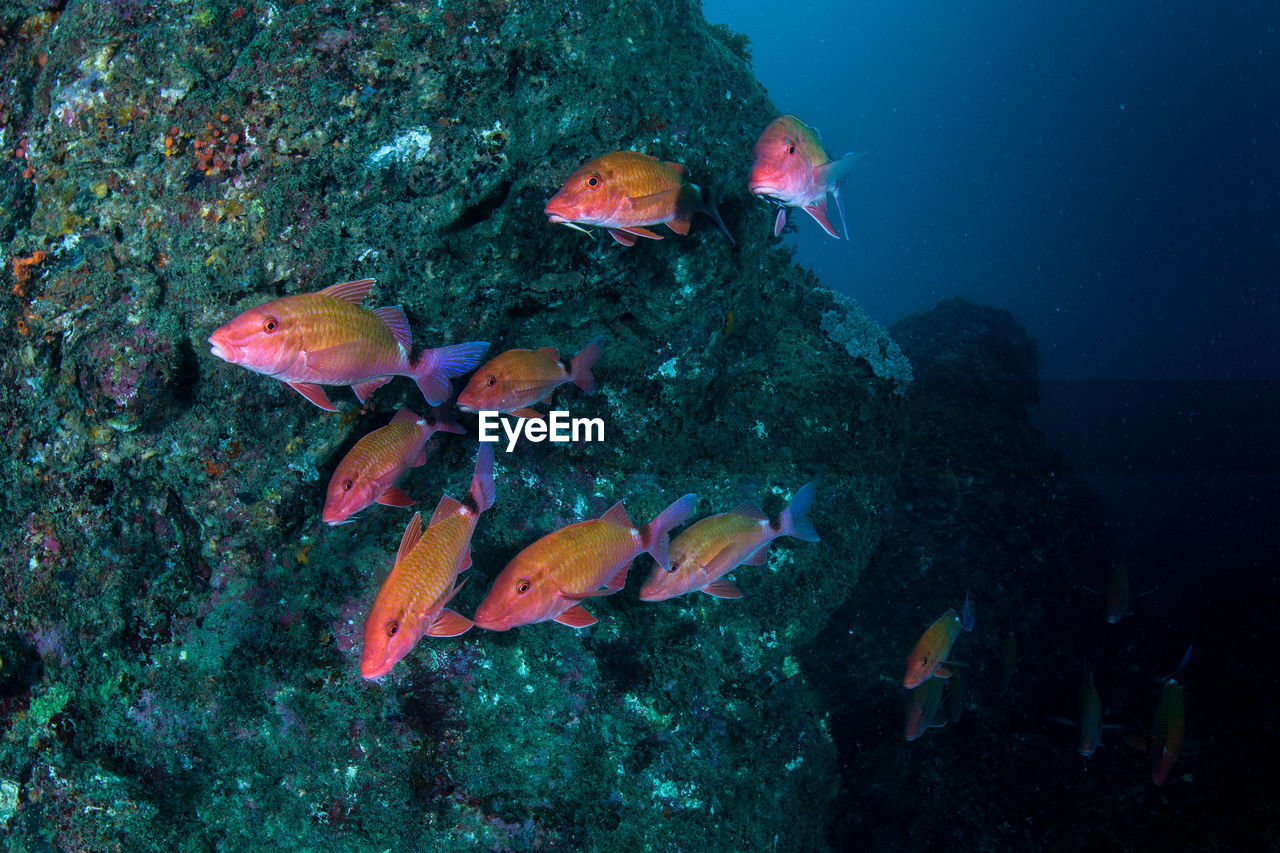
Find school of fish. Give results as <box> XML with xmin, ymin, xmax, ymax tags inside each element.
<box><xmin>207</xmin><ymin>115</ymin><xmax>1186</xmax><ymax>788</ymax></box>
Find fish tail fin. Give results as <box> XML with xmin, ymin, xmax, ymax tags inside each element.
<box><xmin>780</xmin><ymin>481</ymin><xmax>821</xmax><ymax>542</ymax></box>
<box><xmin>568</xmin><ymin>336</ymin><xmax>605</xmax><ymax>394</ymax></box>
<box><xmin>698</xmin><ymin>181</ymin><xmax>735</xmax><ymax>245</ymax></box>
<box><xmin>641</xmin><ymin>493</ymin><xmax>698</xmax><ymax>571</ymax></box>
<box><xmin>413</xmin><ymin>341</ymin><xmax>490</xmax><ymax>406</ymax></box>
<box><xmin>467</xmin><ymin>443</ymin><xmax>496</xmax><ymax>514</ymax></box>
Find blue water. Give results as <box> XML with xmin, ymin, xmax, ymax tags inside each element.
<box><xmin>706</xmin><ymin>0</ymin><xmax>1280</xmax><ymax>382</ymax></box>
<box><xmin>706</xmin><ymin>0</ymin><xmax>1280</xmax><ymax>595</ymax></box>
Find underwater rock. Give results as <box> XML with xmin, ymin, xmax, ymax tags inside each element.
<box><xmin>0</xmin><ymin>1</ymin><xmax>909</xmax><ymax>850</ymax></box>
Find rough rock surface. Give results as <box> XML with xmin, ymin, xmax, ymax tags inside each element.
<box><xmin>1</xmin><ymin>2</ymin><xmax>909</xmax><ymax>849</ymax></box>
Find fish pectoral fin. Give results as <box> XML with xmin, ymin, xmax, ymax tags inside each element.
<box><xmin>742</xmin><ymin>545</ymin><xmax>769</xmax><ymax>566</ymax></box>
<box><xmin>287</xmin><ymin>382</ymin><xmax>337</xmax><ymax>411</ymax></box>
<box><xmin>553</xmin><ymin>604</ymin><xmax>597</xmax><ymax>628</ymax></box>
<box><xmin>935</xmin><ymin>665</ymin><xmax>953</xmax><ymax>679</ymax></box>
<box><xmin>425</xmin><ymin>608</ymin><xmax>473</xmax><ymax>638</ymax></box>
<box><xmin>377</xmin><ymin>486</ymin><xmax>415</xmax><ymax>508</ymax></box>
<box><xmin>627</xmin><ymin>187</ymin><xmax>681</xmax><ymax>208</ymax></box>
<box><xmin>701</xmin><ymin>578</ymin><xmax>744</xmax><ymax>599</ymax></box>
<box><xmin>608</xmin><ymin>229</ymin><xmax>638</xmax><ymax>247</ymax></box>
<box><xmin>352</xmin><ymin>376</ymin><xmax>393</xmax><ymax>403</ymax></box>
<box><xmin>512</xmin><ymin>407</ymin><xmax>546</xmax><ymax>420</ymax></box>
<box><xmin>801</xmin><ymin>201</ymin><xmax>841</xmax><ymax>239</ymax></box>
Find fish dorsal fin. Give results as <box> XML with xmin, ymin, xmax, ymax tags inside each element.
<box><xmin>430</xmin><ymin>494</ymin><xmax>463</xmax><ymax>526</ymax></box>
<box><xmin>536</xmin><ymin>346</ymin><xmax>560</xmax><ymax>361</ymax></box>
<box><xmin>395</xmin><ymin>512</ymin><xmax>423</xmax><ymax>565</ymax></box>
<box><xmin>372</xmin><ymin>305</ymin><xmax>411</xmax><ymax>352</ymax></box>
<box><xmin>391</xmin><ymin>407</ymin><xmax>423</xmax><ymax>425</ymax></box>
<box><xmin>729</xmin><ymin>502</ymin><xmax>768</xmax><ymax>521</ymax></box>
<box><xmin>663</xmin><ymin>161</ymin><xmax>688</xmax><ymax>177</ymax></box>
<box><xmin>320</xmin><ymin>278</ymin><xmax>376</xmax><ymax>305</ymax></box>
<box><xmin>600</xmin><ymin>501</ymin><xmax>632</xmax><ymax>528</ymax></box>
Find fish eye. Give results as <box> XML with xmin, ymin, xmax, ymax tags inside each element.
<box><xmin>516</xmin><ymin>579</ymin><xmax>531</xmax><ymax>595</ymax></box>
<box><xmin>386</xmin><ymin>620</ymin><xmax>399</xmax><ymax>637</ymax></box>
<box><xmin>787</xmin><ymin>144</ymin><xmax>796</xmax><ymax>155</ymax></box>
<box><xmin>342</xmin><ymin>480</ymin><xmax>353</xmax><ymax>491</ymax></box>
<box><xmin>585</xmin><ymin>173</ymin><xmax>600</xmax><ymax>189</ymax></box>
<box><xmin>262</xmin><ymin>315</ymin><xmax>280</xmax><ymax>334</ymax></box>
<box><xmin>486</xmin><ymin>376</ymin><xmax>497</xmax><ymax>387</ymax></box>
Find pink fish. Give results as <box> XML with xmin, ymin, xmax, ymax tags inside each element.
<box><xmin>360</xmin><ymin>444</ymin><xmax>495</xmax><ymax>679</ymax></box>
<box><xmin>747</xmin><ymin>115</ymin><xmax>862</xmax><ymax>239</ymax></box>
<box><xmin>322</xmin><ymin>406</ymin><xmax>465</xmax><ymax>525</ymax></box>
<box><xmin>473</xmin><ymin>494</ymin><xmax>697</xmax><ymax>631</ymax></box>
<box><xmin>638</xmin><ymin>482</ymin><xmax>819</xmax><ymax>602</ymax></box>
<box><xmin>207</xmin><ymin>278</ymin><xmax>489</xmax><ymax>411</ymax></box>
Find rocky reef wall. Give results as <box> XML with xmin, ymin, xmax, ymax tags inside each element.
<box><xmin>0</xmin><ymin>1</ymin><xmax>908</xmax><ymax>849</ymax></box>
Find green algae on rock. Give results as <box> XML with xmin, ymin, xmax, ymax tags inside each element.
<box><xmin>0</xmin><ymin>1</ymin><xmax>909</xmax><ymax>850</ymax></box>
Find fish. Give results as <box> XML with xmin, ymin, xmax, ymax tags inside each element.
<box><xmin>638</xmin><ymin>482</ymin><xmax>819</xmax><ymax>602</ymax></box>
<box><xmin>359</xmin><ymin>443</ymin><xmax>496</xmax><ymax>679</ymax></box>
<box><xmin>322</xmin><ymin>406</ymin><xmax>465</xmax><ymax>525</ymax></box>
<box><xmin>207</xmin><ymin>278</ymin><xmax>489</xmax><ymax>411</ymax></box>
<box><xmin>902</xmin><ymin>596</ymin><xmax>974</xmax><ymax>689</ymax></box>
<box><xmin>1105</xmin><ymin>562</ymin><xmax>1130</xmax><ymax>623</ymax></box>
<box><xmin>456</xmin><ymin>336</ymin><xmax>605</xmax><ymax>419</ymax></box>
<box><xmin>747</xmin><ymin>115</ymin><xmax>862</xmax><ymax>239</ymax></box>
<box><xmin>1078</xmin><ymin>665</ymin><xmax>1103</xmax><ymax>757</ymax></box>
<box><xmin>904</xmin><ymin>675</ymin><xmax>948</xmax><ymax>741</ymax></box>
<box><xmin>544</xmin><ymin>151</ymin><xmax>733</xmax><ymax>247</ymax></box>
<box><xmin>1150</xmin><ymin>678</ymin><xmax>1185</xmax><ymax>785</ymax></box>
<box><xmin>473</xmin><ymin>493</ymin><xmax>698</xmax><ymax>631</ymax></box>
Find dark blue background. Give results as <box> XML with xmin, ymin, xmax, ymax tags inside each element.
<box><xmin>705</xmin><ymin>0</ymin><xmax>1280</xmax><ymax>583</ymax></box>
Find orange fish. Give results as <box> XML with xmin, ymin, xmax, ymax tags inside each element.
<box><xmin>544</xmin><ymin>151</ymin><xmax>733</xmax><ymax>247</ymax></box>
<box><xmin>360</xmin><ymin>444</ymin><xmax>495</xmax><ymax>679</ymax></box>
<box><xmin>904</xmin><ymin>675</ymin><xmax>948</xmax><ymax>741</ymax></box>
<box><xmin>747</xmin><ymin>115</ymin><xmax>862</xmax><ymax>239</ymax></box>
<box><xmin>473</xmin><ymin>493</ymin><xmax>697</xmax><ymax>631</ymax></box>
<box><xmin>456</xmin><ymin>336</ymin><xmax>604</xmax><ymax>418</ymax></box>
<box><xmin>322</xmin><ymin>406</ymin><xmax>464</xmax><ymax>525</ymax></box>
<box><xmin>208</xmin><ymin>278</ymin><xmax>489</xmax><ymax>410</ymax></box>
<box><xmin>638</xmin><ymin>482</ymin><xmax>819</xmax><ymax>602</ymax></box>
<box><xmin>902</xmin><ymin>596</ymin><xmax>973</xmax><ymax>689</ymax></box>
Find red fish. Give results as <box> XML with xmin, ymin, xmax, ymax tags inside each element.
<box><xmin>544</xmin><ymin>151</ymin><xmax>733</xmax><ymax>247</ymax></box>
<box><xmin>208</xmin><ymin>278</ymin><xmax>489</xmax><ymax>411</ymax></box>
<box><xmin>456</xmin><ymin>337</ymin><xmax>604</xmax><ymax>418</ymax></box>
<box><xmin>360</xmin><ymin>444</ymin><xmax>495</xmax><ymax>679</ymax></box>
<box><xmin>904</xmin><ymin>675</ymin><xmax>948</xmax><ymax>741</ymax></box>
<box><xmin>473</xmin><ymin>493</ymin><xmax>697</xmax><ymax>631</ymax></box>
<box><xmin>638</xmin><ymin>482</ymin><xmax>819</xmax><ymax>602</ymax></box>
<box><xmin>747</xmin><ymin>115</ymin><xmax>862</xmax><ymax>239</ymax></box>
<box><xmin>322</xmin><ymin>406</ymin><xmax>464</xmax><ymax>525</ymax></box>
<box><xmin>902</xmin><ymin>600</ymin><xmax>972</xmax><ymax>689</ymax></box>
